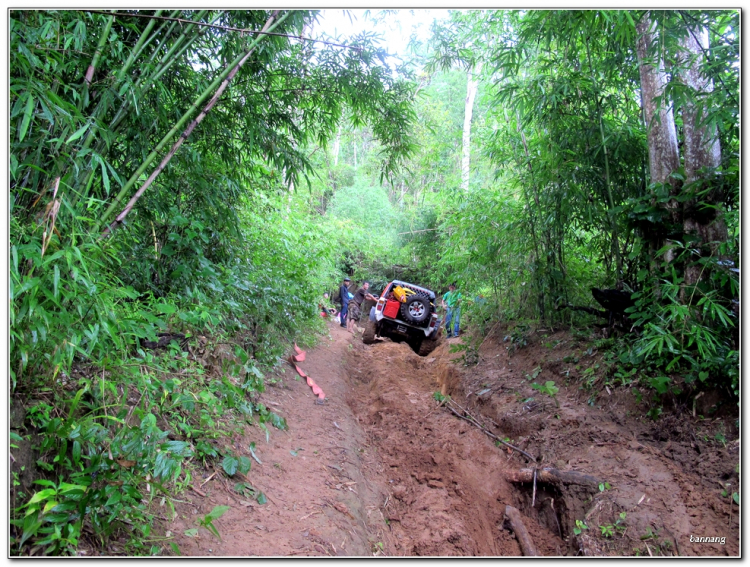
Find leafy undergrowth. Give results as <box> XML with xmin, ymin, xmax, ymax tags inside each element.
<box><xmin>10</xmin><ymin>346</ymin><xmax>303</xmax><ymax>555</ymax></box>
<box><xmin>455</xmin><ymin>317</ymin><xmax>738</xmax><ymax>420</ymax></box>
<box><xmin>9</xmin><ymin>336</ymin><xmax>301</xmax><ymax>556</ymax></box>
<box><xmin>9</xmin><ymin>227</ymin><xmax>328</xmax><ymax>556</ymax></box>
<box><xmin>10</xmin><ymin>171</ymin><xmax>333</xmax><ymax>555</ymax></box>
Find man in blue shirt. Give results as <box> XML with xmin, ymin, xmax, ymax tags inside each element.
<box><xmin>338</xmin><ymin>277</ymin><xmax>351</xmax><ymax>328</ymax></box>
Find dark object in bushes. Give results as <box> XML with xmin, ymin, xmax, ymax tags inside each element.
<box><xmin>140</xmin><ymin>332</ymin><xmax>187</xmax><ymax>350</ymax></box>
<box><xmin>591</xmin><ymin>288</ymin><xmax>635</xmax><ymax>314</ymax></box>
<box><xmin>557</xmin><ymin>288</ymin><xmax>635</xmax><ymax>331</ymax></box>
<box><xmin>591</xmin><ymin>287</ymin><xmax>635</xmax><ymax>330</ymax></box>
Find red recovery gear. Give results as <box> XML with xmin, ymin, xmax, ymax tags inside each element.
<box><xmin>290</xmin><ymin>344</ymin><xmax>325</xmax><ymax>402</ymax></box>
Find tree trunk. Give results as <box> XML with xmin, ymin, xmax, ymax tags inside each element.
<box><xmin>678</xmin><ymin>24</ymin><xmax>728</xmax><ymax>289</ymax></box>
<box><xmin>679</xmin><ymin>27</ymin><xmax>721</xmax><ymax>181</ymax></box>
<box><xmin>461</xmin><ymin>61</ymin><xmax>482</xmax><ymax>192</ymax></box>
<box><xmin>332</xmin><ymin>125</ymin><xmax>341</xmax><ymax>167</ymax></box>
<box><xmin>636</xmin><ymin>14</ymin><xmax>680</xmax><ymax>190</ymax></box>
<box><xmin>636</xmin><ymin>12</ymin><xmax>681</xmax><ymax>263</ymax></box>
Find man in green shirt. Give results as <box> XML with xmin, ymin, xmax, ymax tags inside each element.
<box><xmin>441</xmin><ymin>282</ymin><xmax>462</xmax><ymax>338</ymax></box>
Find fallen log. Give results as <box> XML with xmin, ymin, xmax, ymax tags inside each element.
<box><xmin>503</xmin><ymin>467</ymin><xmax>602</xmax><ymax>489</ymax></box>
<box><xmin>505</xmin><ymin>505</ymin><xmax>538</xmax><ymax>556</ymax></box>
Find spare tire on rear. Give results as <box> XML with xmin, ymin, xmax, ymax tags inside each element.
<box><xmin>400</xmin><ymin>295</ymin><xmax>431</xmax><ymax>325</ymax></box>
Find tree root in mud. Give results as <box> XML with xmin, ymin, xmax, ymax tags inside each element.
<box><xmin>443</xmin><ymin>399</ymin><xmax>537</xmax><ymax>462</ymax></box>
<box><xmin>504</xmin><ymin>505</ymin><xmax>538</xmax><ymax>556</ymax></box>
<box><xmin>503</xmin><ymin>467</ymin><xmax>603</xmax><ymax>489</ymax></box>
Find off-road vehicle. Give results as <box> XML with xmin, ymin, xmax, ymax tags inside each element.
<box><xmin>362</xmin><ymin>280</ymin><xmax>442</xmax><ymax>356</ymax></box>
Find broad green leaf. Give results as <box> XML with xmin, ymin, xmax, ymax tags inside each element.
<box><xmin>42</xmin><ymin>500</ymin><xmax>59</xmax><ymax>514</ymax></box>
<box><xmin>206</xmin><ymin>505</ymin><xmax>230</xmax><ymax>521</ymax></box>
<box><xmin>65</xmin><ymin>122</ymin><xmax>89</xmax><ymax>144</ymax></box>
<box><xmin>19</xmin><ymin>93</ymin><xmax>34</xmax><ymax>142</ymax></box>
<box><xmin>53</xmin><ymin>265</ymin><xmax>60</xmax><ymax>300</ymax></box>
<box><xmin>57</xmin><ymin>482</ymin><xmax>87</xmax><ymax>493</ymax></box>
<box><xmin>222</xmin><ymin>455</ymin><xmax>238</xmax><ymax>476</ymax></box>
<box><xmin>100</xmin><ymin>159</ymin><xmax>110</xmax><ymax>195</ymax></box>
<box><xmin>105</xmin><ymin>491</ymin><xmax>122</xmax><ymax>506</ymax></box>
<box><xmin>155</xmin><ymin>302</ymin><xmax>177</xmax><ymax>315</ymax></box>
<box><xmin>10</xmin><ymin>154</ymin><xmax>18</xmax><ymax>180</ymax></box>
<box><xmin>25</xmin><ymin>488</ymin><xmax>56</xmax><ymax>506</ymax></box>
<box><xmin>238</xmin><ymin>456</ymin><xmax>251</xmax><ymax>475</ymax></box>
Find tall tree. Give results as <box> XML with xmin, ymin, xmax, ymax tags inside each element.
<box><xmin>461</xmin><ymin>61</ymin><xmax>482</xmax><ymax>191</ymax></box>
<box><xmin>676</xmin><ymin>17</ymin><xmax>728</xmax><ymax>288</ymax></box>
<box><xmin>636</xmin><ymin>13</ymin><xmax>681</xmax><ymax>190</ymax></box>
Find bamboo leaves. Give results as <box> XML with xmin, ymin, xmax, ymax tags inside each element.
<box><xmin>19</xmin><ymin>93</ymin><xmax>35</xmax><ymax>142</ymax></box>
<box><xmin>65</xmin><ymin>122</ymin><xmax>90</xmax><ymax>144</ymax></box>
<box><xmin>98</xmin><ymin>10</ymin><xmax>292</xmax><ymax>236</ymax></box>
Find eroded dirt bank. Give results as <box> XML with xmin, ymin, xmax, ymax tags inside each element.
<box><xmin>343</xmin><ymin>337</ymin><xmax>565</xmax><ymax>555</ymax></box>
<box><xmin>343</xmin><ymin>324</ymin><xmax>738</xmax><ymax>556</ymax></box>
<box><xmin>166</xmin><ymin>321</ymin><xmax>738</xmax><ymax>557</ymax></box>
<box><xmin>350</xmin><ymin>325</ymin><xmax>739</xmax><ymax>557</ymax></box>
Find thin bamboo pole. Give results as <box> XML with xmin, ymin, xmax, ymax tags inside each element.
<box><xmin>585</xmin><ymin>36</ymin><xmax>623</xmax><ymax>279</ymax></box>
<box><xmin>71</xmin><ymin>11</ymin><xmax>215</xmax><ymax>206</ymax></box>
<box><xmin>84</xmin><ymin>13</ymin><xmax>114</xmax><ymax>86</ymax></box>
<box><xmin>65</xmin><ymin>10</ymin><xmax>164</xmax><ymax>201</ymax></box>
<box><xmin>99</xmin><ymin>10</ymin><xmax>291</xmax><ymax>237</ymax></box>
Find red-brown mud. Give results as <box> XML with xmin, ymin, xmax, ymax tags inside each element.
<box><xmin>165</xmin><ymin>321</ymin><xmax>739</xmax><ymax>557</ymax></box>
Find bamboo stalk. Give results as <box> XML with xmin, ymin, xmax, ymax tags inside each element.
<box><xmin>83</xmin><ymin>13</ymin><xmax>115</xmax><ymax>86</ymax></box>
<box><xmin>71</xmin><ymin>10</ymin><xmax>215</xmax><ymax>207</ymax></box>
<box><xmin>99</xmin><ymin>10</ymin><xmax>291</xmax><ymax>236</ymax></box>
<box><xmin>585</xmin><ymin>36</ymin><xmax>622</xmax><ymax>278</ymax></box>
<box><xmin>106</xmin><ymin>11</ymin><xmax>216</xmax><ymax>133</ymax></box>
<box><xmin>82</xmin><ymin>10</ymin><xmax>360</xmax><ymax>51</ymax></box>
<box><xmin>67</xmin><ymin>10</ymin><xmax>165</xmax><ymax>203</ymax></box>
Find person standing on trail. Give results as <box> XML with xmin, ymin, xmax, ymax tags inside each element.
<box><xmin>441</xmin><ymin>282</ymin><xmax>462</xmax><ymax>338</ymax></box>
<box><xmin>347</xmin><ymin>281</ymin><xmax>379</xmax><ymax>334</ymax></box>
<box><xmin>338</xmin><ymin>277</ymin><xmax>351</xmax><ymax>328</ymax></box>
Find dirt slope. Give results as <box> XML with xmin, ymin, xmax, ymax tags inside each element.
<box><xmin>167</xmin><ymin>325</ymin><xmax>388</xmax><ymax>556</ymax></box>
<box><xmin>426</xmin><ymin>326</ymin><xmax>739</xmax><ymax>557</ymax></box>
<box><xmin>343</xmin><ymin>336</ymin><xmax>564</xmax><ymax>556</ymax></box>
<box><xmin>164</xmin><ymin>321</ymin><xmax>738</xmax><ymax>557</ymax></box>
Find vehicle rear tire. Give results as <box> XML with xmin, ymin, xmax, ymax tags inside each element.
<box><xmin>400</xmin><ymin>295</ymin><xmax>431</xmax><ymax>325</ymax></box>
<box><xmin>362</xmin><ymin>319</ymin><xmax>377</xmax><ymax>344</ymax></box>
<box><xmin>417</xmin><ymin>327</ymin><xmax>442</xmax><ymax>356</ymax></box>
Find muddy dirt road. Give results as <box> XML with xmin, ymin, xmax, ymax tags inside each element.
<box><xmin>166</xmin><ymin>321</ymin><xmax>739</xmax><ymax>557</ymax></box>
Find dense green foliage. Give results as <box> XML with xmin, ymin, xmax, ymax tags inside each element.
<box><xmin>9</xmin><ymin>8</ymin><xmax>416</xmax><ymax>554</ymax></box>
<box><xmin>319</xmin><ymin>10</ymin><xmax>738</xmax><ymax>394</ymax></box>
<box><xmin>9</xmin><ymin>8</ymin><xmax>739</xmax><ymax>556</ymax></box>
